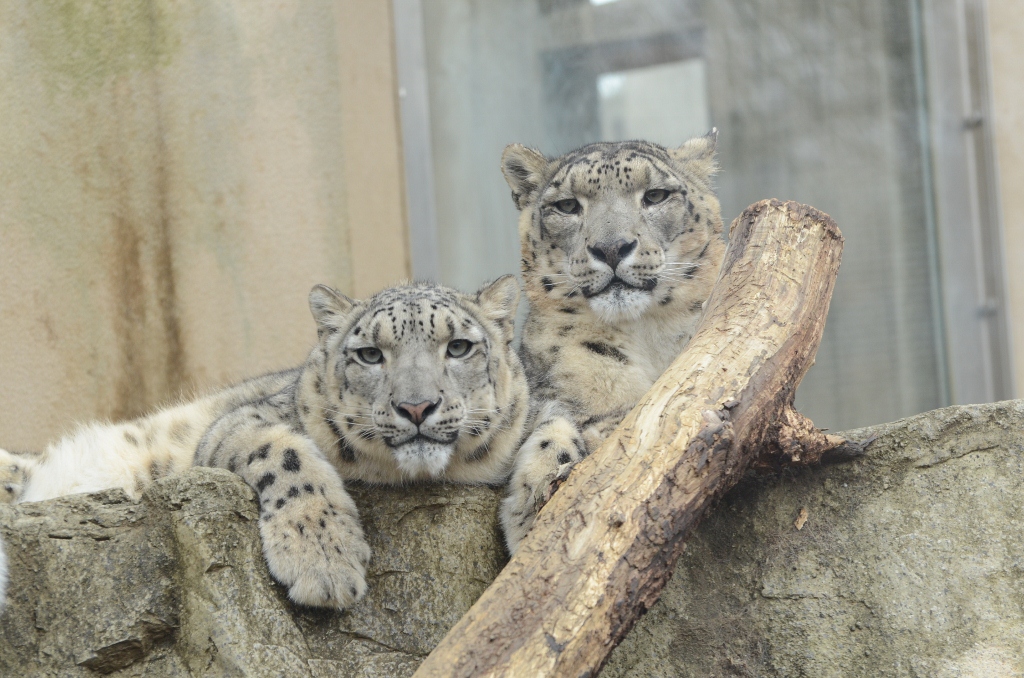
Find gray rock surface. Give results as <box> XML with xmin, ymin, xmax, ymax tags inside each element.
<box><xmin>0</xmin><ymin>469</ymin><xmax>505</xmax><ymax>676</ymax></box>
<box><xmin>2</xmin><ymin>401</ymin><xmax>1023</xmax><ymax>676</ymax></box>
<box><xmin>605</xmin><ymin>400</ymin><xmax>1024</xmax><ymax>677</ymax></box>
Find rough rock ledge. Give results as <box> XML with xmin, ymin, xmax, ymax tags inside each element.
<box><xmin>2</xmin><ymin>400</ymin><xmax>1023</xmax><ymax>676</ymax></box>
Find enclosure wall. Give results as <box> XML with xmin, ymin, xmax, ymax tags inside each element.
<box><xmin>0</xmin><ymin>1</ymin><xmax>410</xmax><ymax>450</ymax></box>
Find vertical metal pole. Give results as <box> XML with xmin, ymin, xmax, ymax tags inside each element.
<box><xmin>910</xmin><ymin>0</ymin><xmax>952</xmax><ymax>407</ymax></box>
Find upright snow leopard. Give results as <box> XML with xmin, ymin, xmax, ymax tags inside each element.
<box><xmin>0</xmin><ymin>277</ymin><xmax>527</xmax><ymax>609</ymax></box>
<box><xmin>499</xmin><ymin>132</ymin><xmax>727</xmax><ymax>551</ymax></box>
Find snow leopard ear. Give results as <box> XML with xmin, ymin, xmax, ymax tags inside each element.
<box><xmin>309</xmin><ymin>284</ymin><xmax>357</xmax><ymax>336</ymax></box>
<box><xmin>501</xmin><ymin>144</ymin><xmax>549</xmax><ymax>210</ymax></box>
<box><xmin>669</xmin><ymin>128</ymin><xmax>718</xmax><ymax>181</ymax></box>
<box><xmin>475</xmin><ymin>275</ymin><xmax>520</xmax><ymax>344</ymax></box>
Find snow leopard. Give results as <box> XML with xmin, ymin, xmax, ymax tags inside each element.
<box><xmin>0</xmin><ymin>277</ymin><xmax>528</xmax><ymax>609</ymax></box>
<box><xmin>498</xmin><ymin>132</ymin><xmax>727</xmax><ymax>552</ymax></box>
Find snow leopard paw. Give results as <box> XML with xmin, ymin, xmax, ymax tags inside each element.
<box><xmin>259</xmin><ymin>485</ymin><xmax>371</xmax><ymax>610</ymax></box>
<box><xmin>500</xmin><ymin>415</ymin><xmax>587</xmax><ymax>554</ymax></box>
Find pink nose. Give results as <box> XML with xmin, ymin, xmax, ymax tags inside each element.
<box><xmin>395</xmin><ymin>400</ymin><xmax>439</xmax><ymax>426</ymax></box>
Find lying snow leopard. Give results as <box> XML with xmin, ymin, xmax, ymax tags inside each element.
<box><xmin>0</xmin><ymin>277</ymin><xmax>527</xmax><ymax>609</ymax></box>
<box><xmin>499</xmin><ymin>133</ymin><xmax>727</xmax><ymax>551</ymax></box>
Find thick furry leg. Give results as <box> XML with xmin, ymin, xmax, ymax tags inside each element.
<box><xmin>501</xmin><ymin>402</ymin><xmax>586</xmax><ymax>554</ymax></box>
<box><xmin>0</xmin><ymin>448</ymin><xmax>40</xmax><ymax>504</ymax></box>
<box><xmin>199</xmin><ymin>408</ymin><xmax>370</xmax><ymax>610</ymax></box>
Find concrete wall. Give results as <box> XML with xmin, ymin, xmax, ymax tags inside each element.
<box><xmin>988</xmin><ymin>1</ymin><xmax>1024</xmax><ymax>392</ymax></box>
<box><xmin>0</xmin><ymin>1</ymin><xmax>410</xmax><ymax>451</ymax></box>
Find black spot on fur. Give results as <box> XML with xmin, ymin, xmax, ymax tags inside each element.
<box><xmin>690</xmin><ymin>299</ymin><xmax>704</xmax><ymax>312</ymax></box>
<box><xmin>256</xmin><ymin>473</ymin><xmax>276</xmax><ymax>493</ymax></box>
<box><xmin>282</xmin><ymin>449</ymin><xmax>301</xmax><ymax>472</ymax></box>
<box><xmin>124</xmin><ymin>431</ymin><xmax>139</xmax><ymax>446</ymax></box>
<box><xmin>582</xmin><ymin>341</ymin><xmax>629</xmax><ymax>364</ymax></box>
<box><xmin>557</xmin><ymin>451</ymin><xmax>571</xmax><ymax>464</ymax></box>
<box><xmin>540</xmin><ymin>440</ymin><xmax>551</xmax><ymax>449</ymax></box>
<box><xmin>559</xmin><ymin>307</ymin><xmax>577</xmax><ymax>314</ymax></box>
<box><xmin>227</xmin><ymin>456</ymin><xmax>238</xmax><ymax>472</ymax></box>
<box><xmin>275</xmin><ymin>498</ymin><xmax>286</xmax><ymax>509</ymax></box>
<box><xmin>319</xmin><ymin>518</ymin><xmax>327</xmax><ymax>529</ymax></box>
<box><xmin>328</xmin><ymin>418</ymin><xmax>357</xmax><ymax>463</ymax></box>
<box><xmin>288</xmin><ymin>486</ymin><xmax>300</xmax><ymax>498</ymax></box>
<box><xmin>541</xmin><ymin>277</ymin><xmax>555</xmax><ymax>293</ymax></box>
<box><xmin>466</xmin><ymin>443</ymin><xmax>491</xmax><ymax>462</ymax></box>
<box><xmin>304</xmin><ymin>483</ymin><xmax>315</xmax><ymax>494</ymax></box>
<box><xmin>248</xmin><ymin>444</ymin><xmax>271</xmax><ymax>465</ymax></box>
<box><xmin>338</xmin><ymin>441</ymin><xmax>357</xmax><ymax>464</ymax></box>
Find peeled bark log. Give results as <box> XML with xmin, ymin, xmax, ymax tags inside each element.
<box><xmin>413</xmin><ymin>199</ymin><xmax>846</xmax><ymax>678</ymax></box>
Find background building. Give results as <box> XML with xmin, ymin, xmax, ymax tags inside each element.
<box><xmin>1</xmin><ymin>0</ymin><xmax>1022</xmax><ymax>450</ymax></box>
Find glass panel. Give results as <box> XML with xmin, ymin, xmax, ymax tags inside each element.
<box><xmin>597</xmin><ymin>59</ymin><xmax>710</xmax><ymax>144</ymax></box>
<box><xmin>415</xmin><ymin>0</ymin><xmax>947</xmax><ymax>430</ymax></box>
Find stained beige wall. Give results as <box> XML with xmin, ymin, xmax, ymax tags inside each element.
<box><xmin>0</xmin><ymin>1</ymin><xmax>409</xmax><ymax>450</ymax></box>
<box><xmin>988</xmin><ymin>1</ymin><xmax>1024</xmax><ymax>392</ymax></box>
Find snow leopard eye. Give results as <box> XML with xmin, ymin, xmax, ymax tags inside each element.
<box><xmin>553</xmin><ymin>198</ymin><xmax>581</xmax><ymax>215</ymax></box>
<box><xmin>356</xmin><ymin>347</ymin><xmax>383</xmax><ymax>364</ymax></box>
<box><xmin>643</xmin><ymin>189</ymin><xmax>669</xmax><ymax>206</ymax></box>
<box><xmin>446</xmin><ymin>339</ymin><xmax>473</xmax><ymax>358</ymax></box>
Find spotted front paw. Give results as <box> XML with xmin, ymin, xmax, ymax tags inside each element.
<box><xmin>501</xmin><ymin>416</ymin><xmax>587</xmax><ymax>554</ymax></box>
<box><xmin>259</xmin><ymin>489</ymin><xmax>371</xmax><ymax>609</ymax></box>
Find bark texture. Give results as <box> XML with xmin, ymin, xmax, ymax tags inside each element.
<box><xmin>414</xmin><ymin>199</ymin><xmax>845</xmax><ymax>678</ymax></box>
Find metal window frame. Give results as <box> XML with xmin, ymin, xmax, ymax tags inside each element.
<box><xmin>920</xmin><ymin>0</ymin><xmax>1015</xmax><ymax>403</ymax></box>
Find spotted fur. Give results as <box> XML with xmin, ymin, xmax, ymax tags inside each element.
<box><xmin>498</xmin><ymin>133</ymin><xmax>727</xmax><ymax>552</ymax></box>
<box><xmin>0</xmin><ymin>277</ymin><xmax>527</xmax><ymax>609</ymax></box>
